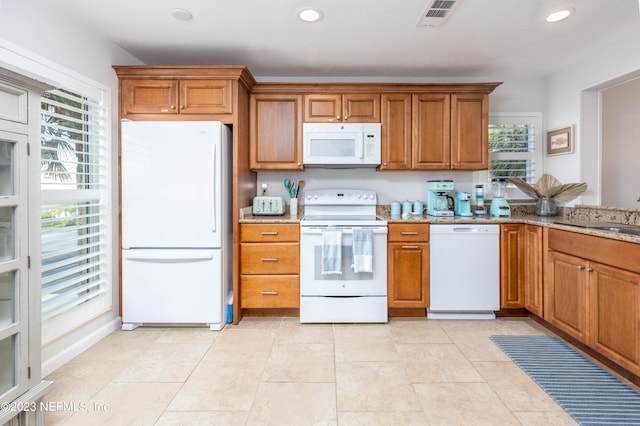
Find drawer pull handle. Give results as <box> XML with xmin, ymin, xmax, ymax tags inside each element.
<box><xmin>261</xmin><ymin>291</ymin><xmax>279</xmax><ymax>296</ymax></box>
<box><xmin>261</xmin><ymin>231</ymin><xmax>279</xmax><ymax>235</ymax></box>
<box><xmin>261</xmin><ymin>258</ymin><xmax>279</xmax><ymax>262</ymax></box>
<box><xmin>402</xmin><ymin>245</ymin><xmax>419</xmax><ymax>249</ymax></box>
<box><xmin>401</xmin><ymin>231</ymin><xmax>418</xmax><ymax>235</ymax></box>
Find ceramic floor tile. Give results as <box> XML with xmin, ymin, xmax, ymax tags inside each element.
<box><xmin>246</xmin><ymin>382</ymin><xmax>337</xmax><ymax>425</ymax></box>
<box><xmin>71</xmin><ymin>328</ymin><xmax>164</xmax><ymax>362</ymax></box>
<box><xmin>167</xmin><ymin>358</ymin><xmax>264</xmax><ymax>411</ymax></box>
<box><xmin>338</xmin><ymin>411</ymin><xmax>428</xmax><ymax>425</ymax></box>
<box><xmin>397</xmin><ymin>343</ymin><xmax>484</xmax><ymax>383</ymax></box>
<box><xmin>209</xmin><ymin>328</ymin><xmax>276</xmax><ymax>353</ymax></box>
<box><xmin>263</xmin><ymin>343</ymin><xmax>335</xmax><ymax>382</ymax></box>
<box><xmin>61</xmin><ymin>381</ymin><xmax>181</xmax><ymax>426</ymax></box>
<box><xmin>512</xmin><ymin>410</ymin><xmax>578</xmax><ymax>425</ymax></box>
<box><xmin>388</xmin><ymin>318</ymin><xmax>452</xmax><ymax>344</ymax></box>
<box><xmin>113</xmin><ymin>342</ymin><xmax>210</xmax><ymax>383</ymax></box>
<box><xmin>155</xmin><ymin>326</ymin><xmax>221</xmax><ymax>344</ymax></box>
<box><xmin>473</xmin><ymin>360</ymin><xmax>567</xmax><ymax>412</ymax></box>
<box><xmin>41</xmin><ymin>318</ymin><xmax>588</xmax><ymax>425</ymax></box>
<box><xmin>155</xmin><ymin>410</ymin><xmax>249</xmax><ymax>425</ymax></box>
<box><xmin>445</xmin><ymin>329</ymin><xmax>512</xmax><ymax>362</ymax></box>
<box><xmin>334</xmin><ymin>325</ymin><xmax>399</xmax><ymax>362</ymax></box>
<box><xmin>336</xmin><ymin>361</ymin><xmax>422</xmax><ymax>412</ymax></box>
<box><xmin>275</xmin><ymin>318</ymin><xmax>334</xmax><ymax>344</ymax></box>
<box><xmin>413</xmin><ymin>382</ymin><xmax>521</xmax><ymax>425</ymax></box>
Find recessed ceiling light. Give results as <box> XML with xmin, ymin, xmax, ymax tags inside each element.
<box><xmin>546</xmin><ymin>8</ymin><xmax>574</xmax><ymax>23</ymax></box>
<box><xmin>171</xmin><ymin>8</ymin><xmax>193</xmax><ymax>21</ymax></box>
<box><xmin>297</xmin><ymin>7</ymin><xmax>323</xmax><ymax>23</ymax></box>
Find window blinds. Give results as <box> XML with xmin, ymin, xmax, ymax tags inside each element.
<box><xmin>488</xmin><ymin>119</ymin><xmax>537</xmax><ymax>183</ymax></box>
<box><xmin>40</xmin><ymin>89</ymin><xmax>108</xmax><ymax>322</ymax></box>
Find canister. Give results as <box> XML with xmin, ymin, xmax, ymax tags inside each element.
<box><xmin>391</xmin><ymin>201</ymin><xmax>401</xmax><ymax>219</ymax></box>
<box><xmin>413</xmin><ymin>201</ymin><xmax>424</xmax><ymax>214</ymax></box>
<box><xmin>402</xmin><ymin>201</ymin><xmax>412</xmax><ymax>215</ymax></box>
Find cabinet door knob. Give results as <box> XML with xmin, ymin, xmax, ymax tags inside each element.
<box><xmin>170</xmin><ymin>105</ymin><xmax>176</xmax><ymax>110</ymax></box>
<box><xmin>585</xmin><ymin>267</ymin><xmax>593</xmax><ymax>272</ymax></box>
<box><xmin>577</xmin><ymin>265</ymin><xmax>585</xmax><ymax>270</ymax></box>
<box><xmin>179</xmin><ymin>105</ymin><xmax>185</xmax><ymax>110</ymax></box>
<box><xmin>336</xmin><ymin>116</ymin><xmax>341</xmax><ymax>120</ymax></box>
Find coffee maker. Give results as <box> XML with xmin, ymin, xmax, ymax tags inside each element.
<box><xmin>427</xmin><ymin>180</ymin><xmax>454</xmax><ymax>217</ymax></box>
<box><xmin>490</xmin><ymin>178</ymin><xmax>511</xmax><ymax>218</ymax></box>
<box><xmin>454</xmin><ymin>192</ymin><xmax>473</xmax><ymax>217</ymax></box>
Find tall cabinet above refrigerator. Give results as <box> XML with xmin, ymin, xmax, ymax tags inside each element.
<box><xmin>120</xmin><ymin>121</ymin><xmax>231</xmax><ymax>330</ymax></box>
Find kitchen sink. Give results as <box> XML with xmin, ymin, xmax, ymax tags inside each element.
<box><xmin>552</xmin><ymin>220</ymin><xmax>640</xmax><ymax>236</ymax></box>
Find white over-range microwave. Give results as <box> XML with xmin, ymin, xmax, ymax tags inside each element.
<box><xmin>302</xmin><ymin>122</ymin><xmax>381</xmax><ymax>167</ymax></box>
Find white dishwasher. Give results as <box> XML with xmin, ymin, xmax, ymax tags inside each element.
<box><xmin>428</xmin><ymin>224</ymin><xmax>500</xmax><ymax>319</ymax></box>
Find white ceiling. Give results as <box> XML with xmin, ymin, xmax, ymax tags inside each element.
<box><xmin>47</xmin><ymin>0</ymin><xmax>639</xmax><ymax>79</ymax></box>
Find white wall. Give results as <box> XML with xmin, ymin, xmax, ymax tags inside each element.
<box><xmin>545</xmin><ymin>21</ymin><xmax>640</xmax><ymax>205</ymax></box>
<box><xmin>1</xmin><ymin>0</ymin><xmax>142</xmax><ymax>374</ymax></box>
<box><xmin>601</xmin><ymin>78</ymin><xmax>640</xmax><ymax>208</ymax></box>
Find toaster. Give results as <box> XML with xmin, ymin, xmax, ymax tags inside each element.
<box><xmin>252</xmin><ymin>196</ymin><xmax>285</xmax><ymax>216</ymax></box>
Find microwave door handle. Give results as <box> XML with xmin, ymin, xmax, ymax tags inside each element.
<box><xmin>356</xmin><ymin>133</ymin><xmax>364</xmax><ymax>158</ymax></box>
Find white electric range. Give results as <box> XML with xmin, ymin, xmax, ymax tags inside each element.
<box><xmin>299</xmin><ymin>189</ymin><xmax>388</xmax><ymax>323</ymax></box>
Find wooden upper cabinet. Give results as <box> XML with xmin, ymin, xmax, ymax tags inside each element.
<box><xmin>250</xmin><ymin>93</ymin><xmax>303</xmax><ymax>170</ymax></box>
<box><xmin>451</xmin><ymin>93</ymin><xmax>489</xmax><ymax>170</ymax></box>
<box><xmin>412</xmin><ymin>93</ymin><xmax>450</xmax><ymax>170</ymax></box>
<box><xmin>180</xmin><ymin>79</ymin><xmax>233</xmax><ymax>114</ymax></box>
<box><xmin>122</xmin><ymin>79</ymin><xmax>179</xmax><ymax>114</ymax></box>
<box><xmin>121</xmin><ymin>79</ymin><xmax>233</xmax><ymax>115</ymax></box>
<box><xmin>304</xmin><ymin>93</ymin><xmax>380</xmax><ymax>122</ymax></box>
<box><xmin>380</xmin><ymin>93</ymin><xmax>412</xmax><ymax>170</ymax></box>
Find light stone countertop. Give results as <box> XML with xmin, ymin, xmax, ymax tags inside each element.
<box><xmin>239</xmin><ymin>204</ymin><xmax>640</xmax><ymax>244</ymax></box>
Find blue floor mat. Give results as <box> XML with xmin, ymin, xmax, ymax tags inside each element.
<box><xmin>490</xmin><ymin>335</ymin><xmax>640</xmax><ymax>425</ymax></box>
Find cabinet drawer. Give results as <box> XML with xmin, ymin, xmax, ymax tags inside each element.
<box><xmin>240</xmin><ymin>275</ymin><xmax>300</xmax><ymax>308</ymax></box>
<box><xmin>240</xmin><ymin>224</ymin><xmax>299</xmax><ymax>242</ymax></box>
<box><xmin>240</xmin><ymin>243</ymin><xmax>299</xmax><ymax>274</ymax></box>
<box><xmin>388</xmin><ymin>224</ymin><xmax>429</xmax><ymax>242</ymax></box>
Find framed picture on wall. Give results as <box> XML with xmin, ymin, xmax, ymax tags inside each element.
<box><xmin>546</xmin><ymin>125</ymin><xmax>574</xmax><ymax>156</ymax></box>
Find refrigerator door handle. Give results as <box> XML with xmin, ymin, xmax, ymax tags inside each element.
<box><xmin>212</xmin><ymin>143</ymin><xmax>217</xmax><ymax>234</ymax></box>
<box><xmin>124</xmin><ymin>251</ymin><xmax>214</xmax><ymax>262</ymax></box>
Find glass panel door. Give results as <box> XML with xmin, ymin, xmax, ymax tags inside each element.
<box><xmin>0</xmin><ymin>130</ymin><xmax>29</xmax><ymax>404</ymax></box>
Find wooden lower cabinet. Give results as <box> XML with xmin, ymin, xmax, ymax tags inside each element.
<box><xmin>500</xmin><ymin>224</ymin><xmax>525</xmax><ymax>309</ymax></box>
<box><xmin>546</xmin><ymin>250</ymin><xmax>590</xmax><ymax>341</ymax></box>
<box><xmin>240</xmin><ymin>224</ymin><xmax>300</xmax><ymax>310</ymax></box>
<box><xmin>546</xmin><ymin>229</ymin><xmax>640</xmax><ymax>376</ymax></box>
<box><xmin>387</xmin><ymin>224</ymin><xmax>429</xmax><ymax>310</ymax></box>
<box><xmin>590</xmin><ymin>261</ymin><xmax>640</xmax><ymax>373</ymax></box>
<box><xmin>524</xmin><ymin>225</ymin><xmax>544</xmax><ymax>316</ymax></box>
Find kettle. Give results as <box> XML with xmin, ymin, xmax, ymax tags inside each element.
<box><xmin>454</xmin><ymin>191</ymin><xmax>473</xmax><ymax>217</ymax></box>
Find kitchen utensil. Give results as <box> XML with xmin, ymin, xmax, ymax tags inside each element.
<box><xmin>284</xmin><ymin>178</ymin><xmax>295</xmax><ymax>198</ymax></box>
<box><xmin>454</xmin><ymin>192</ymin><xmax>473</xmax><ymax>217</ymax></box>
<box><xmin>296</xmin><ymin>180</ymin><xmax>305</xmax><ymax>197</ymax></box>
<box><xmin>426</xmin><ymin>180</ymin><xmax>454</xmax><ymax>217</ymax></box>
<box><xmin>490</xmin><ymin>178</ymin><xmax>511</xmax><ymax>218</ymax></box>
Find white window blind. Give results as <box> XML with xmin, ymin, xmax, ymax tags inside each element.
<box><xmin>488</xmin><ymin>114</ymin><xmax>541</xmax><ymax>184</ymax></box>
<box><xmin>40</xmin><ymin>88</ymin><xmax>109</xmax><ymax>325</ymax></box>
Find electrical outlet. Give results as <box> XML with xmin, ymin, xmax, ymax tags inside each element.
<box><xmin>261</xmin><ymin>183</ymin><xmax>268</xmax><ymax>196</ymax></box>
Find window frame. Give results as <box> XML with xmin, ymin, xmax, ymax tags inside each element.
<box><xmin>488</xmin><ymin>112</ymin><xmax>543</xmax><ymax>200</ymax></box>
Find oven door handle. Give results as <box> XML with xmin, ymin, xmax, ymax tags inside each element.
<box><xmin>300</xmin><ymin>227</ymin><xmax>387</xmax><ymax>235</ymax></box>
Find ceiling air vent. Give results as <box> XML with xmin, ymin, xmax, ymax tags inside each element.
<box><xmin>417</xmin><ymin>0</ymin><xmax>460</xmax><ymax>27</ymax></box>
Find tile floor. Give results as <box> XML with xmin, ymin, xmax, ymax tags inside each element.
<box><xmin>42</xmin><ymin>317</ymin><xmax>592</xmax><ymax>425</ymax></box>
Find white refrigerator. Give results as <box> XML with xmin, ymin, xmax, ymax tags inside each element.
<box><xmin>120</xmin><ymin>121</ymin><xmax>231</xmax><ymax>331</ymax></box>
